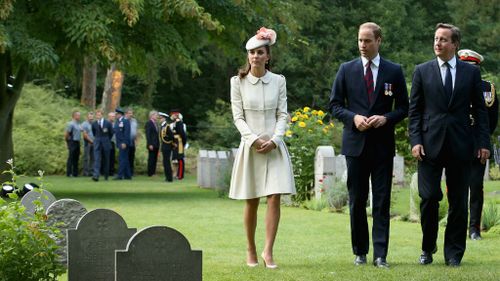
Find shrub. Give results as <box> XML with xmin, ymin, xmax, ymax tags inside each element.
<box><xmin>195</xmin><ymin>99</ymin><xmax>240</xmax><ymax>150</ymax></box>
<box><xmin>482</xmin><ymin>201</ymin><xmax>500</xmax><ymax>231</ymax></box>
<box><xmin>326</xmin><ymin>180</ymin><xmax>348</xmax><ymax>212</ymax></box>
<box><xmin>285</xmin><ymin>107</ymin><xmax>336</xmax><ymax>203</ymax></box>
<box><xmin>302</xmin><ymin>197</ymin><xmax>328</xmax><ymax>211</ymax></box>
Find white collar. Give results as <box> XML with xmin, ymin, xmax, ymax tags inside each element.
<box><xmin>247</xmin><ymin>71</ymin><xmax>272</xmax><ymax>85</ymax></box>
<box><xmin>361</xmin><ymin>54</ymin><xmax>380</xmax><ymax>68</ymax></box>
<box><xmin>437</xmin><ymin>56</ymin><xmax>457</xmax><ymax>68</ymax></box>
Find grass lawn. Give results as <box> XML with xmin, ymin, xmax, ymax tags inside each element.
<box><xmin>32</xmin><ymin>175</ymin><xmax>500</xmax><ymax>281</ymax></box>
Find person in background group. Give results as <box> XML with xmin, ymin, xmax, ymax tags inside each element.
<box><xmin>91</xmin><ymin>109</ymin><xmax>113</xmax><ymax>181</ymax></box>
<box><xmin>229</xmin><ymin>27</ymin><xmax>296</xmax><ymax>269</ymax></box>
<box><xmin>81</xmin><ymin>111</ymin><xmax>95</xmax><ymax>177</ymax></box>
<box><xmin>145</xmin><ymin>110</ymin><xmax>160</xmax><ymax>176</ymax></box>
<box><xmin>170</xmin><ymin>110</ymin><xmax>187</xmax><ymax>180</ymax></box>
<box><xmin>64</xmin><ymin>110</ymin><xmax>82</xmax><ymax>177</ymax></box>
<box><xmin>329</xmin><ymin>22</ymin><xmax>409</xmax><ymax>268</ymax></box>
<box><xmin>107</xmin><ymin>111</ymin><xmax>117</xmax><ymax>176</ymax></box>
<box><xmin>409</xmin><ymin>23</ymin><xmax>490</xmax><ymax>267</ymax></box>
<box><xmin>457</xmin><ymin>49</ymin><xmax>498</xmax><ymax>241</ymax></box>
<box><xmin>159</xmin><ymin>112</ymin><xmax>175</xmax><ymax>182</ymax></box>
<box><xmin>114</xmin><ymin>108</ymin><xmax>132</xmax><ymax>180</ymax></box>
<box><xmin>126</xmin><ymin>108</ymin><xmax>138</xmax><ymax>176</ymax></box>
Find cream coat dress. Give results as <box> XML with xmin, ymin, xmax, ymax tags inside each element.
<box><xmin>229</xmin><ymin>71</ymin><xmax>296</xmax><ymax>199</ymax></box>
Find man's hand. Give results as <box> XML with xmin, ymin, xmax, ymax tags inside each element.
<box><xmin>121</xmin><ymin>143</ymin><xmax>127</xmax><ymax>149</ymax></box>
<box><xmin>366</xmin><ymin>115</ymin><xmax>387</xmax><ymax>128</ymax></box>
<box><xmin>354</xmin><ymin>115</ymin><xmax>371</xmax><ymax>131</ymax></box>
<box><xmin>256</xmin><ymin>140</ymin><xmax>276</xmax><ymax>154</ymax></box>
<box><xmin>412</xmin><ymin>144</ymin><xmax>425</xmax><ymax>161</ymax></box>
<box><xmin>148</xmin><ymin>145</ymin><xmax>154</xmax><ymax>151</ymax></box>
<box><xmin>477</xmin><ymin>148</ymin><xmax>490</xmax><ymax>165</ymax></box>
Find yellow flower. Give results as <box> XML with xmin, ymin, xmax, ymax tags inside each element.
<box><xmin>298</xmin><ymin>121</ymin><xmax>306</xmax><ymax>128</ymax></box>
<box><xmin>317</xmin><ymin>110</ymin><xmax>325</xmax><ymax>117</ymax></box>
<box><xmin>322</xmin><ymin>128</ymin><xmax>328</xmax><ymax>134</ymax></box>
<box><xmin>285</xmin><ymin>130</ymin><xmax>293</xmax><ymax>137</ymax></box>
<box><xmin>312</xmin><ymin>110</ymin><xmax>318</xmax><ymax>115</ymax></box>
<box><xmin>302</xmin><ymin>114</ymin><xmax>309</xmax><ymax>119</ymax></box>
<box><xmin>303</xmin><ymin>106</ymin><xmax>311</xmax><ymax>112</ymax></box>
<box><xmin>291</xmin><ymin>116</ymin><xmax>298</xmax><ymax>122</ymax></box>
<box><xmin>329</xmin><ymin>122</ymin><xmax>334</xmax><ymax>127</ymax></box>
<box><xmin>317</xmin><ymin>120</ymin><xmax>323</xmax><ymax>125</ymax></box>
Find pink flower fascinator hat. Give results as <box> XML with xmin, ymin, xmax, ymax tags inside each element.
<box><xmin>245</xmin><ymin>27</ymin><xmax>277</xmax><ymax>50</ymax></box>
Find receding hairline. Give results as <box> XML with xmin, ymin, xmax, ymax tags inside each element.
<box><xmin>359</xmin><ymin>22</ymin><xmax>382</xmax><ymax>38</ymax></box>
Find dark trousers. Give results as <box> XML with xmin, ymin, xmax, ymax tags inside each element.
<box><xmin>147</xmin><ymin>147</ymin><xmax>159</xmax><ymax>176</ymax></box>
<box><xmin>66</xmin><ymin>140</ymin><xmax>80</xmax><ymax>177</ymax></box>
<box><xmin>177</xmin><ymin>156</ymin><xmax>185</xmax><ymax>180</ymax></box>
<box><xmin>117</xmin><ymin>144</ymin><xmax>132</xmax><ymax>179</ymax></box>
<box><xmin>93</xmin><ymin>141</ymin><xmax>110</xmax><ymax>180</ymax></box>
<box><xmin>128</xmin><ymin>145</ymin><xmax>136</xmax><ymax>176</ymax></box>
<box><xmin>162</xmin><ymin>148</ymin><xmax>173</xmax><ymax>182</ymax></box>
<box><xmin>82</xmin><ymin>142</ymin><xmax>94</xmax><ymax>176</ymax></box>
<box><xmin>418</xmin><ymin>145</ymin><xmax>470</xmax><ymax>262</ymax></box>
<box><xmin>469</xmin><ymin>157</ymin><xmax>486</xmax><ymax>233</ymax></box>
<box><xmin>109</xmin><ymin>142</ymin><xmax>116</xmax><ymax>176</ymax></box>
<box><xmin>345</xmin><ymin>145</ymin><xmax>393</xmax><ymax>259</ymax></box>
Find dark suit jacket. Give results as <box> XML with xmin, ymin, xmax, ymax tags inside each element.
<box><xmin>145</xmin><ymin>119</ymin><xmax>160</xmax><ymax>149</ymax></box>
<box><xmin>408</xmin><ymin>58</ymin><xmax>490</xmax><ymax>161</ymax></box>
<box><xmin>329</xmin><ymin>57</ymin><xmax>409</xmax><ymax>158</ymax></box>
<box><xmin>114</xmin><ymin>117</ymin><xmax>131</xmax><ymax>147</ymax></box>
<box><xmin>91</xmin><ymin>119</ymin><xmax>113</xmax><ymax>150</ymax></box>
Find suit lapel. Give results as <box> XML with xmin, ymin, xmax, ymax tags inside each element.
<box><xmin>431</xmin><ymin>59</ymin><xmax>449</xmax><ymax>106</ymax></box>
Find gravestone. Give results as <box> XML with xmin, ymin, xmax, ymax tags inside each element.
<box><xmin>197</xmin><ymin>150</ymin><xmax>208</xmax><ymax>188</ymax></box>
<box><xmin>67</xmin><ymin>209</ymin><xmax>136</xmax><ymax>281</ymax></box>
<box><xmin>207</xmin><ymin>150</ymin><xmax>218</xmax><ymax>188</ymax></box>
<box><xmin>409</xmin><ymin>172</ymin><xmax>420</xmax><ymax>221</ymax></box>
<box><xmin>216</xmin><ymin>151</ymin><xmax>230</xmax><ymax>189</ymax></box>
<box><xmin>393</xmin><ymin>154</ymin><xmax>405</xmax><ymax>187</ymax></box>
<box><xmin>20</xmin><ymin>189</ymin><xmax>56</xmax><ymax>215</ymax></box>
<box><xmin>314</xmin><ymin>146</ymin><xmax>335</xmax><ymax>199</ymax></box>
<box><xmin>46</xmin><ymin>199</ymin><xmax>88</xmax><ymax>266</ymax></box>
<box><xmin>334</xmin><ymin>155</ymin><xmax>346</xmax><ymax>181</ymax></box>
<box><xmin>484</xmin><ymin>159</ymin><xmax>490</xmax><ymax>181</ymax></box>
<box><xmin>115</xmin><ymin>226</ymin><xmax>202</xmax><ymax>281</ymax></box>
<box><xmin>229</xmin><ymin>148</ymin><xmax>239</xmax><ymax>163</ymax></box>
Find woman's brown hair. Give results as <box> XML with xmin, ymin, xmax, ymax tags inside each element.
<box><xmin>238</xmin><ymin>45</ymin><xmax>271</xmax><ymax>78</ymax></box>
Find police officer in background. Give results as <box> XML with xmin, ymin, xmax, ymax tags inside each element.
<box><xmin>170</xmin><ymin>110</ymin><xmax>187</xmax><ymax>180</ymax></box>
<box><xmin>91</xmin><ymin>109</ymin><xmax>114</xmax><ymax>181</ymax></box>
<box><xmin>81</xmin><ymin>111</ymin><xmax>95</xmax><ymax>177</ymax></box>
<box><xmin>458</xmin><ymin>49</ymin><xmax>499</xmax><ymax>240</ymax></box>
<box><xmin>126</xmin><ymin>108</ymin><xmax>138</xmax><ymax>176</ymax></box>
<box><xmin>114</xmin><ymin>108</ymin><xmax>132</xmax><ymax>180</ymax></box>
<box><xmin>159</xmin><ymin>112</ymin><xmax>175</xmax><ymax>182</ymax></box>
<box><xmin>65</xmin><ymin>110</ymin><xmax>82</xmax><ymax>177</ymax></box>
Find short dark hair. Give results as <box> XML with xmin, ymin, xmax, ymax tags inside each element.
<box><xmin>359</xmin><ymin>22</ymin><xmax>382</xmax><ymax>39</ymax></box>
<box><xmin>435</xmin><ymin>23</ymin><xmax>461</xmax><ymax>45</ymax></box>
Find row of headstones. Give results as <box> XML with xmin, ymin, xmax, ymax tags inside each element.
<box><xmin>313</xmin><ymin>146</ymin><xmax>405</xmax><ymax>199</ymax></box>
<box><xmin>197</xmin><ymin>149</ymin><xmax>235</xmax><ymax>189</ymax></box>
<box><xmin>20</xmin><ymin>189</ymin><xmax>202</xmax><ymax>281</ymax></box>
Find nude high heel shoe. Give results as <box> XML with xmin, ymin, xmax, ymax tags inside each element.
<box><xmin>261</xmin><ymin>253</ymin><xmax>278</xmax><ymax>269</ymax></box>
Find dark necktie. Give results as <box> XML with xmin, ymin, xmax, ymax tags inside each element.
<box><xmin>444</xmin><ymin>62</ymin><xmax>453</xmax><ymax>101</ymax></box>
<box><xmin>364</xmin><ymin>60</ymin><xmax>374</xmax><ymax>104</ymax></box>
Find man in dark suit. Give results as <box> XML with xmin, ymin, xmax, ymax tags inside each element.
<box><xmin>329</xmin><ymin>22</ymin><xmax>409</xmax><ymax>268</ymax></box>
<box><xmin>145</xmin><ymin>110</ymin><xmax>160</xmax><ymax>176</ymax></box>
<box><xmin>457</xmin><ymin>49</ymin><xmax>498</xmax><ymax>241</ymax></box>
<box><xmin>409</xmin><ymin>23</ymin><xmax>490</xmax><ymax>267</ymax></box>
<box><xmin>91</xmin><ymin>109</ymin><xmax>113</xmax><ymax>181</ymax></box>
<box><xmin>114</xmin><ymin>108</ymin><xmax>132</xmax><ymax>180</ymax></box>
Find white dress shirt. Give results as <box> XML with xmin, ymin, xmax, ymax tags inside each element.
<box><xmin>361</xmin><ymin>54</ymin><xmax>380</xmax><ymax>90</ymax></box>
<box><xmin>437</xmin><ymin>56</ymin><xmax>457</xmax><ymax>90</ymax></box>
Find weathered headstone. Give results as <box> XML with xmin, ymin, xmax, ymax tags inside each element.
<box><xmin>67</xmin><ymin>209</ymin><xmax>136</xmax><ymax>281</ymax></box>
<box><xmin>46</xmin><ymin>199</ymin><xmax>87</xmax><ymax>266</ymax></box>
<box><xmin>230</xmin><ymin>148</ymin><xmax>239</xmax><ymax>163</ymax></box>
<box><xmin>115</xmin><ymin>226</ymin><xmax>202</xmax><ymax>281</ymax></box>
<box><xmin>393</xmin><ymin>154</ymin><xmax>405</xmax><ymax>187</ymax></box>
<box><xmin>314</xmin><ymin>146</ymin><xmax>335</xmax><ymax>199</ymax></box>
<box><xmin>20</xmin><ymin>189</ymin><xmax>56</xmax><ymax>215</ymax></box>
<box><xmin>197</xmin><ymin>150</ymin><xmax>208</xmax><ymax>188</ymax></box>
<box><xmin>207</xmin><ymin>150</ymin><xmax>218</xmax><ymax>188</ymax></box>
<box><xmin>216</xmin><ymin>151</ymin><xmax>230</xmax><ymax>189</ymax></box>
<box><xmin>409</xmin><ymin>172</ymin><xmax>420</xmax><ymax>221</ymax></box>
<box><xmin>334</xmin><ymin>155</ymin><xmax>346</xmax><ymax>181</ymax></box>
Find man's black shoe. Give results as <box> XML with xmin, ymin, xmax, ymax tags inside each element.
<box><xmin>419</xmin><ymin>251</ymin><xmax>433</xmax><ymax>265</ymax></box>
<box><xmin>373</xmin><ymin>257</ymin><xmax>389</xmax><ymax>268</ymax></box>
<box><xmin>445</xmin><ymin>258</ymin><xmax>461</xmax><ymax>267</ymax></box>
<box><xmin>470</xmin><ymin>232</ymin><xmax>482</xmax><ymax>240</ymax></box>
<box><xmin>92</xmin><ymin>177</ymin><xmax>98</xmax><ymax>182</ymax></box>
<box><xmin>354</xmin><ymin>255</ymin><xmax>367</xmax><ymax>266</ymax></box>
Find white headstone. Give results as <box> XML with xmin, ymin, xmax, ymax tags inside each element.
<box><xmin>314</xmin><ymin>146</ymin><xmax>335</xmax><ymax>199</ymax></box>
<box><xmin>216</xmin><ymin>151</ymin><xmax>230</xmax><ymax>189</ymax></box>
<box><xmin>21</xmin><ymin>189</ymin><xmax>56</xmax><ymax>215</ymax></box>
<box><xmin>393</xmin><ymin>154</ymin><xmax>405</xmax><ymax>186</ymax></box>
<box><xmin>409</xmin><ymin>172</ymin><xmax>420</xmax><ymax>221</ymax></box>
<box><xmin>197</xmin><ymin>150</ymin><xmax>208</xmax><ymax>187</ymax></box>
<box><xmin>334</xmin><ymin>155</ymin><xmax>347</xmax><ymax>181</ymax></box>
<box><xmin>207</xmin><ymin>150</ymin><xmax>218</xmax><ymax>188</ymax></box>
<box><xmin>484</xmin><ymin>159</ymin><xmax>490</xmax><ymax>181</ymax></box>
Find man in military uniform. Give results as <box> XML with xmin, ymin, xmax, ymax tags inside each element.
<box><xmin>114</xmin><ymin>108</ymin><xmax>132</xmax><ymax>180</ymax></box>
<box><xmin>64</xmin><ymin>110</ymin><xmax>82</xmax><ymax>177</ymax></box>
<box><xmin>81</xmin><ymin>111</ymin><xmax>95</xmax><ymax>176</ymax></box>
<box><xmin>458</xmin><ymin>49</ymin><xmax>499</xmax><ymax>240</ymax></box>
<box><xmin>159</xmin><ymin>112</ymin><xmax>175</xmax><ymax>182</ymax></box>
<box><xmin>170</xmin><ymin>110</ymin><xmax>187</xmax><ymax>180</ymax></box>
<box><xmin>91</xmin><ymin>109</ymin><xmax>114</xmax><ymax>181</ymax></box>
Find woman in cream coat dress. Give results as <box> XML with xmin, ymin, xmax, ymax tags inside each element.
<box><xmin>229</xmin><ymin>27</ymin><xmax>295</xmax><ymax>269</ymax></box>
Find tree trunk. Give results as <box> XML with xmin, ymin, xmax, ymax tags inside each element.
<box><xmin>101</xmin><ymin>64</ymin><xmax>124</xmax><ymax>112</ymax></box>
<box><xmin>81</xmin><ymin>56</ymin><xmax>97</xmax><ymax>108</ymax></box>
<box><xmin>0</xmin><ymin>52</ymin><xmax>28</xmax><ymax>183</ymax></box>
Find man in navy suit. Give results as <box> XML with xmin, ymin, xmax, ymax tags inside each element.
<box><xmin>409</xmin><ymin>23</ymin><xmax>490</xmax><ymax>267</ymax></box>
<box><xmin>145</xmin><ymin>110</ymin><xmax>160</xmax><ymax>176</ymax></box>
<box><xmin>329</xmin><ymin>22</ymin><xmax>409</xmax><ymax>268</ymax></box>
<box><xmin>91</xmin><ymin>109</ymin><xmax>113</xmax><ymax>181</ymax></box>
<box><xmin>114</xmin><ymin>108</ymin><xmax>132</xmax><ymax>180</ymax></box>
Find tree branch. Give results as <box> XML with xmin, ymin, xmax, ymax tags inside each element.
<box><xmin>6</xmin><ymin>63</ymin><xmax>28</xmax><ymax>111</ymax></box>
